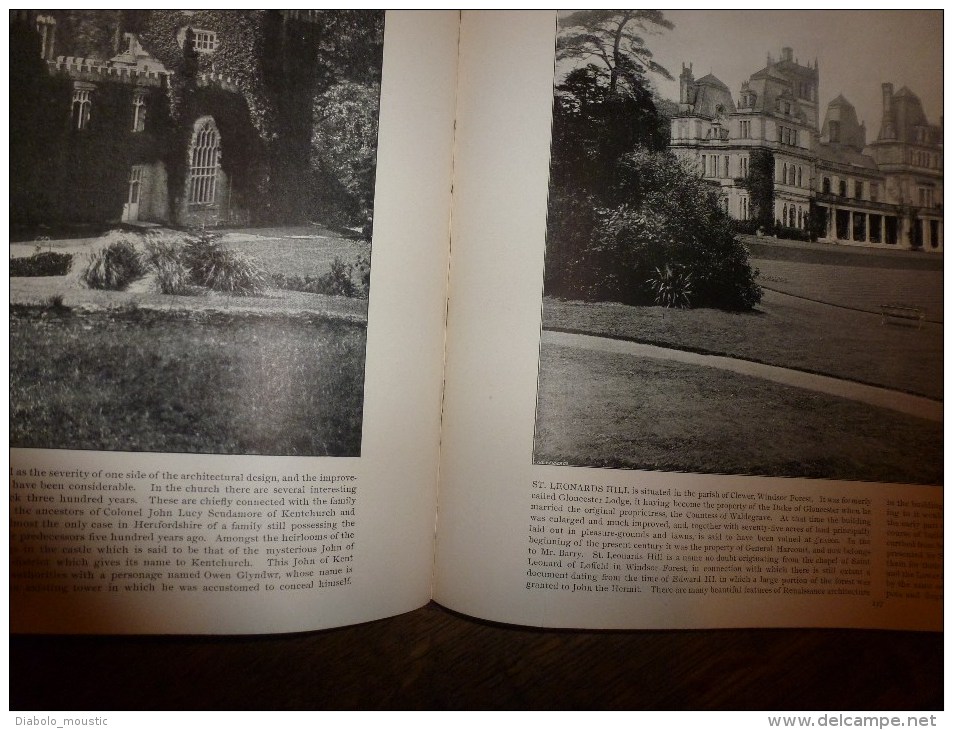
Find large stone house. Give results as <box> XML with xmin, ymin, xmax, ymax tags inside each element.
<box><xmin>669</xmin><ymin>47</ymin><xmax>942</xmax><ymax>251</ymax></box>
<box><xmin>10</xmin><ymin>10</ymin><xmax>384</xmax><ymax>230</ymax></box>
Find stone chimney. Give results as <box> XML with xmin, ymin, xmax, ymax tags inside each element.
<box><xmin>679</xmin><ymin>62</ymin><xmax>694</xmax><ymax>105</ymax></box>
<box><xmin>881</xmin><ymin>82</ymin><xmax>895</xmax><ymax>139</ymax></box>
<box><xmin>781</xmin><ymin>46</ymin><xmax>793</xmax><ymax>63</ymax></box>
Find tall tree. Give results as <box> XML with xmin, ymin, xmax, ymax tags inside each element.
<box><xmin>557</xmin><ymin>10</ymin><xmax>673</xmax><ymax>95</ymax></box>
<box><xmin>311</xmin><ymin>79</ymin><xmax>382</xmax><ymax>232</ymax></box>
<box><xmin>550</xmin><ymin>64</ymin><xmax>668</xmax><ymax>196</ymax></box>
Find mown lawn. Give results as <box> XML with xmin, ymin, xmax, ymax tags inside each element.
<box><xmin>218</xmin><ymin>226</ymin><xmax>369</xmax><ymax>280</ymax></box>
<box><xmin>543</xmin><ymin>239</ymin><xmax>943</xmax><ymax>398</ymax></box>
<box><xmin>534</xmin><ymin>344</ymin><xmax>943</xmax><ymax>485</ymax></box>
<box><xmin>753</xmin><ymin>258</ymin><xmax>943</xmax><ymax>322</ymax></box>
<box><xmin>10</xmin><ymin>305</ymin><xmax>366</xmax><ymax>456</ymax></box>
<box><xmin>543</xmin><ymin>290</ymin><xmax>942</xmax><ymax>400</ymax></box>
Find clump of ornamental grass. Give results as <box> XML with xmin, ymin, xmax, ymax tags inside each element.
<box><xmin>646</xmin><ymin>264</ymin><xmax>693</xmax><ymax>309</ymax></box>
<box><xmin>143</xmin><ymin>233</ymin><xmax>192</xmax><ymax>295</ymax></box>
<box><xmin>183</xmin><ymin>232</ymin><xmax>267</xmax><ymax>296</ymax></box>
<box><xmin>80</xmin><ymin>238</ymin><xmax>146</xmax><ymax>290</ymax></box>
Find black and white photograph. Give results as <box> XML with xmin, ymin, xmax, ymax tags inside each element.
<box><xmin>10</xmin><ymin>10</ymin><xmax>385</xmax><ymax>456</ymax></box>
<box><xmin>534</xmin><ymin>10</ymin><xmax>942</xmax><ymax>484</ymax></box>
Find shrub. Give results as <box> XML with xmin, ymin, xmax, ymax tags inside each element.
<box><xmin>594</xmin><ymin>203</ymin><xmax>762</xmax><ymax>311</ymax></box>
<box><xmin>732</xmin><ymin>219</ymin><xmax>761</xmax><ymax>236</ymax></box>
<box><xmin>180</xmin><ymin>232</ymin><xmax>220</xmax><ymax>280</ymax></box>
<box><xmin>546</xmin><ymin>148</ymin><xmax>762</xmax><ymax>311</ymax></box>
<box><xmin>354</xmin><ymin>254</ymin><xmax>371</xmax><ymax>298</ymax></box>
<box><xmin>271</xmin><ymin>256</ymin><xmax>370</xmax><ymax>300</ymax></box>
<box><xmin>543</xmin><ymin>187</ymin><xmax>603</xmax><ymax>300</ymax></box>
<box><xmin>773</xmin><ymin>223</ymin><xmax>811</xmax><ymax>242</ymax></box>
<box><xmin>80</xmin><ymin>238</ymin><xmax>145</xmax><ymax>290</ymax></box>
<box><xmin>10</xmin><ymin>251</ymin><xmax>73</xmax><ymax>277</ymax></box>
<box><xmin>141</xmin><ymin>233</ymin><xmax>182</xmax><ymax>268</ymax></box>
<box><xmin>182</xmin><ymin>232</ymin><xmax>267</xmax><ymax>296</ymax></box>
<box><xmin>316</xmin><ymin>256</ymin><xmax>357</xmax><ymax>297</ymax></box>
<box><xmin>734</xmin><ymin>219</ymin><xmax>812</xmax><ymax>242</ymax></box>
<box><xmin>272</xmin><ymin>273</ymin><xmax>310</xmax><ymax>293</ymax></box>
<box><xmin>153</xmin><ymin>256</ymin><xmax>193</xmax><ymax>295</ymax></box>
<box><xmin>311</xmin><ymin>81</ymin><xmax>382</xmax><ymax>229</ymax></box>
<box><xmin>45</xmin><ymin>293</ymin><xmax>69</xmax><ymax>312</ymax></box>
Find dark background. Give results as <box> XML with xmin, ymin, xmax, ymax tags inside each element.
<box><xmin>10</xmin><ymin>602</ymin><xmax>942</xmax><ymax>710</ymax></box>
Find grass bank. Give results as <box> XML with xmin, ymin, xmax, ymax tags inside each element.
<box><xmin>217</xmin><ymin>227</ymin><xmax>369</xmax><ymax>280</ymax></box>
<box><xmin>542</xmin><ymin>290</ymin><xmax>942</xmax><ymax>400</ymax></box>
<box><xmin>534</xmin><ymin>343</ymin><xmax>942</xmax><ymax>485</ymax></box>
<box><xmin>11</xmin><ymin>305</ymin><xmax>366</xmax><ymax>456</ymax></box>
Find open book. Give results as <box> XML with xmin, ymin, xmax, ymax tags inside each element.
<box><xmin>10</xmin><ymin>11</ymin><xmax>942</xmax><ymax>634</ymax></box>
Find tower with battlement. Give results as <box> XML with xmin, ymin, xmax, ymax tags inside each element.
<box><xmin>10</xmin><ymin>10</ymin><xmax>384</xmax><ymax>229</ymax></box>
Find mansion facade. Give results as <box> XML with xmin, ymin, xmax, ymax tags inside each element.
<box><xmin>11</xmin><ymin>10</ymin><xmax>271</xmax><ymax>228</ymax></box>
<box><xmin>670</xmin><ymin>47</ymin><xmax>943</xmax><ymax>251</ymax></box>
<box><xmin>10</xmin><ymin>10</ymin><xmax>383</xmax><ymax>230</ymax></box>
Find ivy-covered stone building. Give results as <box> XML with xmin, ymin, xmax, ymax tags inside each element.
<box><xmin>10</xmin><ymin>9</ymin><xmax>384</xmax><ymax>231</ymax></box>
<box><xmin>669</xmin><ymin>47</ymin><xmax>942</xmax><ymax>251</ymax></box>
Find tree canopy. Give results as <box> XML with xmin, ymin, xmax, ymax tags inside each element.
<box><xmin>551</xmin><ymin>64</ymin><xmax>669</xmax><ymax>199</ymax></box>
<box><xmin>557</xmin><ymin>10</ymin><xmax>674</xmax><ymax>95</ymax></box>
<box><xmin>544</xmin><ymin>10</ymin><xmax>762</xmax><ymax>312</ymax></box>
<box><xmin>311</xmin><ymin>80</ymin><xmax>382</xmax><ymax>232</ymax></box>
<box><xmin>551</xmin><ymin>10</ymin><xmax>674</xmax><ymax>196</ymax></box>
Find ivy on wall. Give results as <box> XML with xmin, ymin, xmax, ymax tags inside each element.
<box><xmin>11</xmin><ymin>11</ymin><xmax>386</xmax><ymax>228</ymax></box>
<box><xmin>744</xmin><ymin>149</ymin><xmax>776</xmax><ymax>229</ymax></box>
<box><xmin>138</xmin><ymin>10</ymin><xmax>385</xmax><ymax>225</ymax></box>
<box><xmin>807</xmin><ymin>199</ymin><xmax>826</xmax><ymax>241</ymax></box>
<box><xmin>161</xmin><ymin>86</ymin><xmax>264</xmax><ymax>221</ymax></box>
<box><xmin>11</xmin><ymin>24</ymin><xmax>69</xmax><ymax>226</ymax></box>
<box><xmin>11</xmin><ymin>22</ymin><xmax>167</xmax><ymax>225</ymax></box>
<box><xmin>138</xmin><ymin>10</ymin><xmax>275</xmax><ymax>139</ymax></box>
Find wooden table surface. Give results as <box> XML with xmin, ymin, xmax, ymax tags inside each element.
<box><xmin>10</xmin><ymin>602</ymin><xmax>942</xmax><ymax>710</ymax></box>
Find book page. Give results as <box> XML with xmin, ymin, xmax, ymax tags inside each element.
<box><xmin>10</xmin><ymin>10</ymin><xmax>460</xmax><ymax>634</ymax></box>
<box><xmin>434</xmin><ymin>10</ymin><xmax>941</xmax><ymax>631</ymax></box>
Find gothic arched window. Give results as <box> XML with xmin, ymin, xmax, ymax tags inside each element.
<box><xmin>71</xmin><ymin>84</ymin><xmax>93</xmax><ymax>130</ymax></box>
<box><xmin>132</xmin><ymin>91</ymin><xmax>147</xmax><ymax>133</ymax></box>
<box><xmin>188</xmin><ymin>118</ymin><xmax>221</xmax><ymax>205</ymax></box>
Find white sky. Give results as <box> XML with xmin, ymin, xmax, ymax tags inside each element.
<box><xmin>560</xmin><ymin>10</ymin><xmax>943</xmax><ymax>135</ymax></box>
